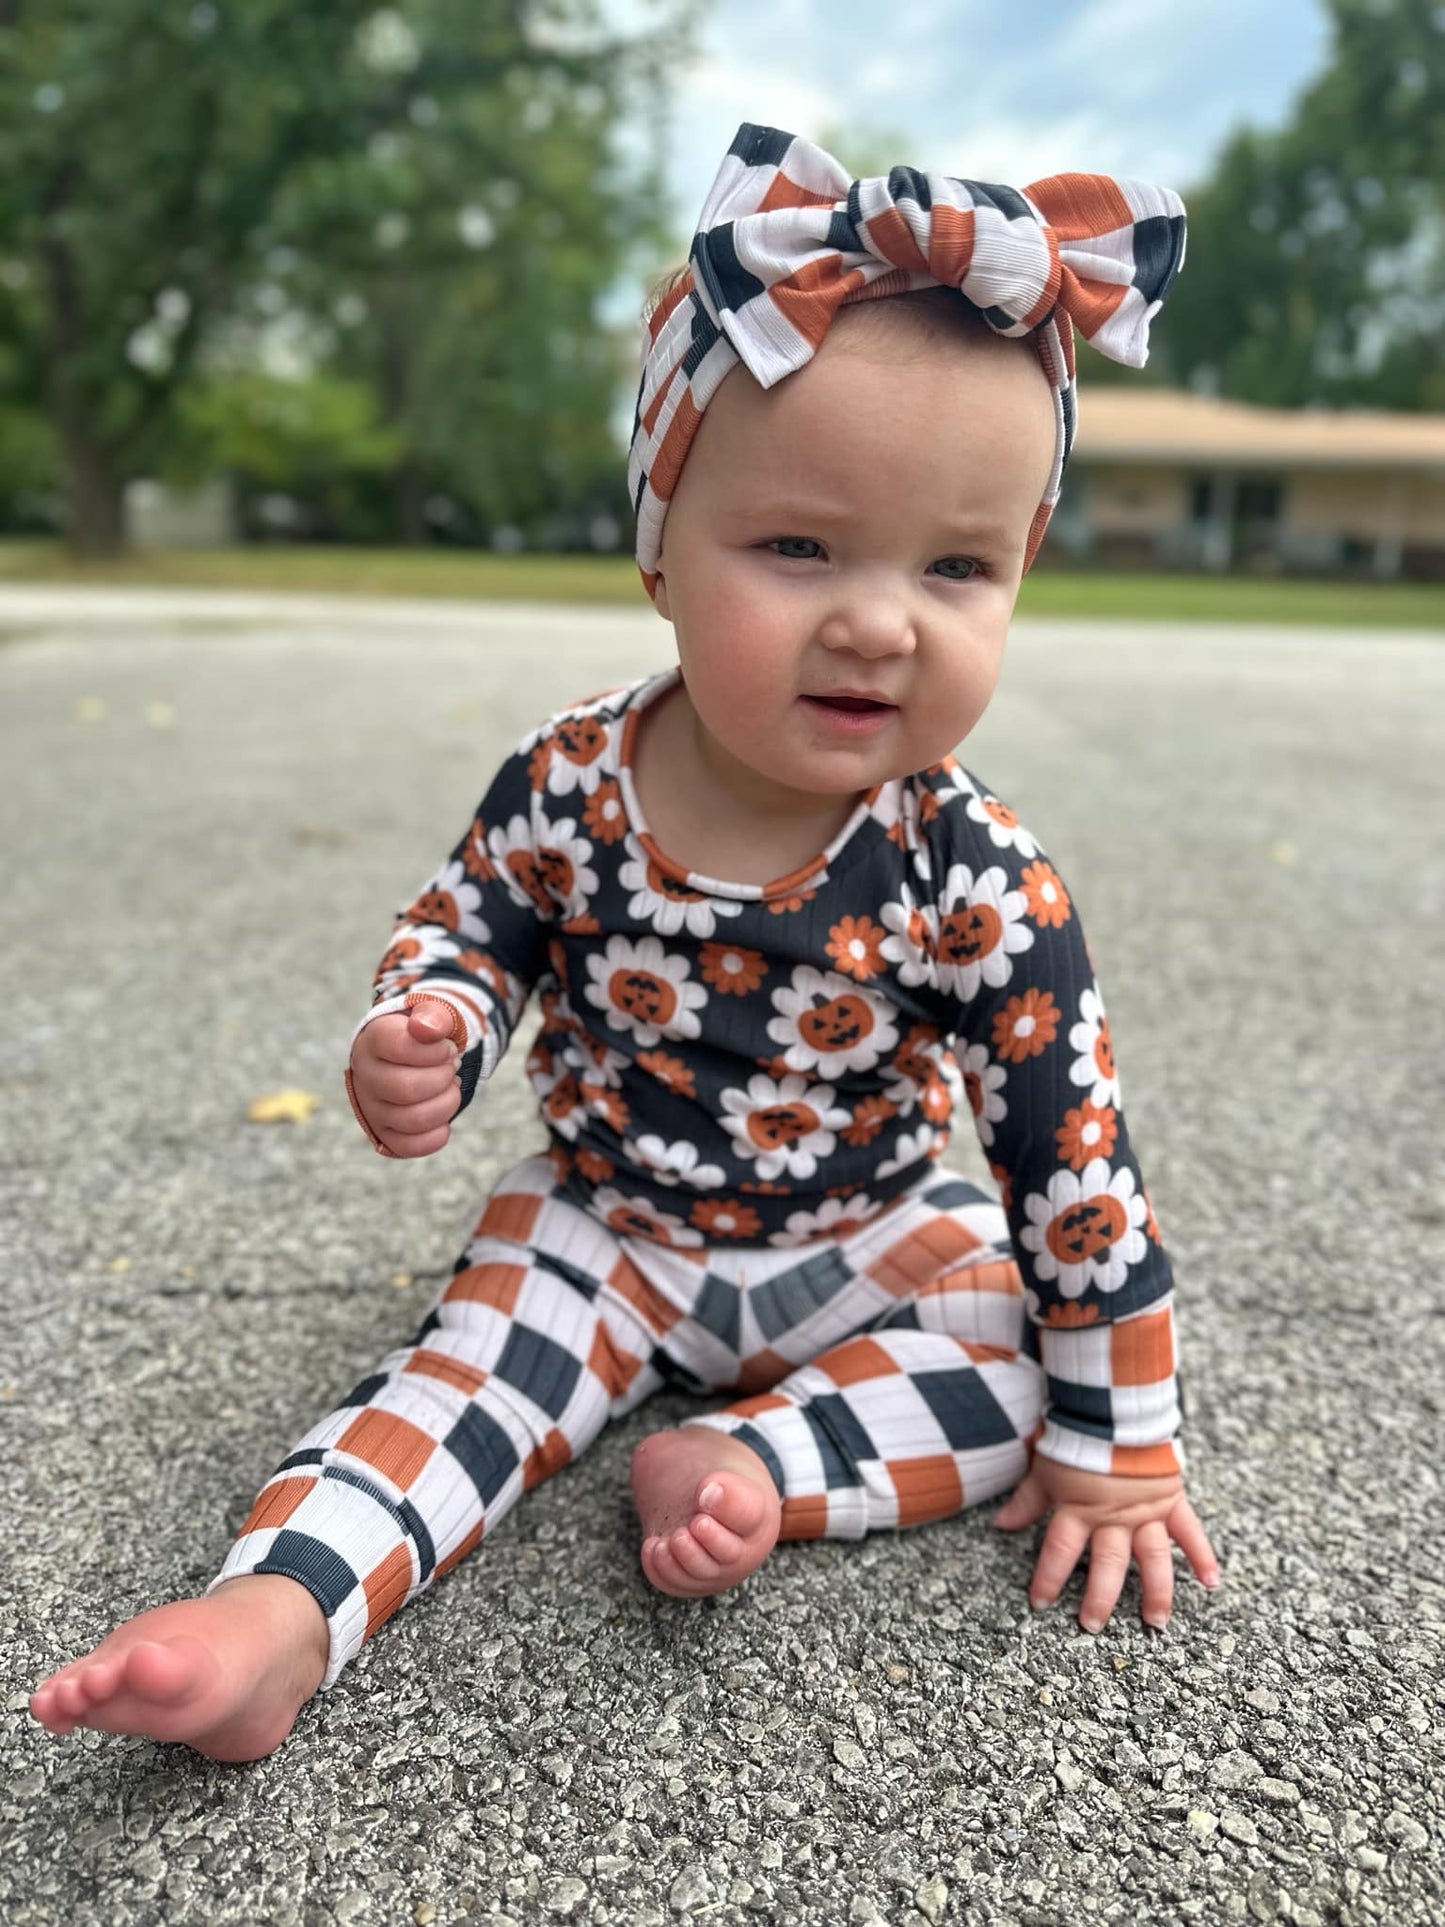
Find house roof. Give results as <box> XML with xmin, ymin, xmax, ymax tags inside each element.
<box><xmin>1071</xmin><ymin>387</ymin><xmax>1445</xmax><ymax>473</ymax></box>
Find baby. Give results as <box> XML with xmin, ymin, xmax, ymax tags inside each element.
<box><xmin>31</xmin><ymin>124</ymin><xmax>1220</xmax><ymax>1761</ymax></box>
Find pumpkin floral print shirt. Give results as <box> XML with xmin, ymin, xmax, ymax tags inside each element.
<box><xmin>352</xmin><ymin>669</ymin><xmax>1181</xmax><ymax>1470</ymax></box>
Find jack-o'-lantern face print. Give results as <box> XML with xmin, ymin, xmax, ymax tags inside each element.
<box><xmin>609</xmin><ymin>968</ymin><xmax>678</xmax><ymax>1029</ymax></box>
<box><xmin>646</xmin><ymin>858</ymin><xmax>706</xmax><ymax>906</ymax></box>
<box><xmin>937</xmin><ymin>902</ymin><xmax>1002</xmax><ymax>968</ymax></box>
<box><xmin>1045</xmin><ymin>1194</ymin><xmax>1127</xmax><ymax>1267</ymax></box>
<box><xmin>1093</xmin><ymin>1020</ymin><xmax>1115</xmax><ymax>1083</ymax></box>
<box><xmin>746</xmin><ymin>1102</ymin><xmax>819</xmax><ymax>1151</ymax></box>
<box><xmin>505</xmin><ymin>851</ymin><xmax>552</xmax><ymax>916</ymax></box>
<box><xmin>798</xmin><ymin>993</ymin><xmax>873</xmax><ymax>1056</ymax></box>
<box><xmin>413</xmin><ymin>889</ymin><xmax>460</xmax><ymax>932</ymax></box>
<box><xmin>537</xmin><ymin>847</ymin><xmax>575</xmax><ymax>898</ymax></box>
<box><xmin>542</xmin><ymin>1072</ymin><xmax>582</xmax><ymax>1123</ymax></box>
<box><xmin>556</xmin><ymin>716</ymin><xmax>607</xmax><ymax>767</ymax></box>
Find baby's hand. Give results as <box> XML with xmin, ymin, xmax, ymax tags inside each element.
<box><xmin>347</xmin><ymin>1004</ymin><xmax>462</xmax><ymax>1158</ymax></box>
<box><xmin>993</xmin><ymin>1457</ymin><xmax>1220</xmax><ymax>1634</ymax></box>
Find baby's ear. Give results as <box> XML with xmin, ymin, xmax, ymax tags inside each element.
<box><xmin>651</xmin><ymin>573</ymin><xmax>672</xmax><ymax>621</ymax></box>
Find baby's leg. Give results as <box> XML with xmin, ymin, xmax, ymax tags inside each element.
<box><xmin>31</xmin><ymin>1160</ymin><xmax>662</xmax><ymax>1758</ymax></box>
<box><xmin>674</xmin><ymin>1253</ymin><xmax>1043</xmax><ymax>1556</ymax></box>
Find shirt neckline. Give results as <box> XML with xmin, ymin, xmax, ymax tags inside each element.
<box><xmin>614</xmin><ymin>666</ymin><xmax>884</xmax><ymax>903</ymax></box>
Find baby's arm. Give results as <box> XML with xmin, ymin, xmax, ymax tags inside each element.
<box><xmin>937</xmin><ymin>783</ymin><xmax>1220</xmax><ymax>1627</ymax></box>
<box><xmin>344</xmin><ymin>738</ymin><xmax>554</xmax><ymax>1156</ymax></box>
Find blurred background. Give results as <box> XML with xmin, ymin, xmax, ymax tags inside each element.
<box><xmin>1</xmin><ymin>0</ymin><xmax>1442</xmax><ymax>619</ymax></box>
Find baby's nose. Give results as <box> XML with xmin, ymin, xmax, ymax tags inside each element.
<box><xmin>815</xmin><ymin>596</ymin><xmax>916</xmax><ymax>657</ymax></box>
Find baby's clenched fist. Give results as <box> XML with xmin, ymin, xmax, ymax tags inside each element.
<box><xmin>347</xmin><ymin>1004</ymin><xmax>462</xmax><ymax>1158</ymax></box>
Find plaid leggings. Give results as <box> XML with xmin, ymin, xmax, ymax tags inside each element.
<box><xmin>209</xmin><ymin>1154</ymin><xmax>1045</xmax><ymax>1688</ymax></box>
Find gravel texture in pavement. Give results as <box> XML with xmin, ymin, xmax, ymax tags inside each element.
<box><xmin>2</xmin><ymin>593</ymin><xmax>1442</xmax><ymax>1927</ymax></box>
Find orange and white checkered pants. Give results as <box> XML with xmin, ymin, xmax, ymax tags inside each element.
<box><xmin>209</xmin><ymin>1154</ymin><xmax>1045</xmax><ymax>1687</ymax></box>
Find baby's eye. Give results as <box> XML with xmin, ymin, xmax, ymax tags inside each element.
<box><xmin>770</xmin><ymin>537</ymin><xmax>823</xmax><ymax>560</ymax></box>
<box><xmin>930</xmin><ymin>555</ymin><xmax>983</xmax><ymax>582</ymax></box>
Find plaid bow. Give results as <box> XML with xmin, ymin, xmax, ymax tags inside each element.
<box><xmin>630</xmin><ymin>122</ymin><xmax>1187</xmax><ymax>591</ymax></box>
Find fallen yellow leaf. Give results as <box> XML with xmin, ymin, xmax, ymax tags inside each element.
<box><xmin>1269</xmin><ymin>841</ymin><xmax>1298</xmax><ymax>865</ymax></box>
<box><xmin>247</xmin><ymin>1088</ymin><xmax>322</xmax><ymax>1124</ymax></box>
<box><xmin>107</xmin><ymin>1256</ymin><xmax>131</xmax><ymax>1273</ymax></box>
<box><xmin>75</xmin><ymin>697</ymin><xmax>106</xmax><ymax>722</ymax></box>
<box><xmin>388</xmin><ymin>1271</ymin><xmax>415</xmax><ymax>1290</ymax></box>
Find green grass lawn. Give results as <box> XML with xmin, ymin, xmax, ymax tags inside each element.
<box><xmin>1</xmin><ymin>538</ymin><xmax>1442</xmax><ymax>628</ymax></box>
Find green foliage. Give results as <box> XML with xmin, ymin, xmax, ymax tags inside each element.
<box><xmin>1153</xmin><ymin>0</ymin><xmax>1445</xmax><ymax>408</ymax></box>
<box><xmin>0</xmin><ymin>0</ymin><xmax>693</xmax><ymax>548</ymax></box>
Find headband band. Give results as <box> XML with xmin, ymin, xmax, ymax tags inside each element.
<box><xmin>629</xmin><ymin>122</ymin><xmax>1187</xmax><ymax>593</ymax></box>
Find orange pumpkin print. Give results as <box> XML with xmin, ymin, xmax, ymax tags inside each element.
<box><xmin>555</xmin><ymin>715</ymin><xmax>607</xmax><ymax>770</ymax></box>
<box><xmin>496</xmin><ymin>849</ymin><xmax>548</xmax><ymax>916</ymax></box>
<box><xmin>937</xmin><ymin>901</ymin><xmax>1002</xmax><ymax>968</ymax></box>
<box><xmin>608</xmin><ymin>968</ymin><xmax>678</xmax><ymax>1028</ymax></box>
<box><xmin>537</xmin><ymin>845</ymin><xmax>575</xmax><ymax>899</ymax></box>
<box><xmin>410</xmin><ymin>888</ymin><xmax>461</xmax><ymax>931</ymax></box>
<box><xmin>1045</xmin><ymin>1194</ymin><xmax>1128</xmax><ymax>1267</ymax></box>
<box><xmin>745</xmin><ymin>1102</ymin><xmax>820</xmax><ymax>1152</ymax></box>
<box><xmin>797</xmin><ymin>993</ymin><xmax>874</xmax><ymax>1054</ymax></box>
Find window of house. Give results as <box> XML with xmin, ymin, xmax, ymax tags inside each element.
<box><xmin>1238</xmin><ymin>479</ymin><xmax>1283</xmax><ymax>521</ymax></box>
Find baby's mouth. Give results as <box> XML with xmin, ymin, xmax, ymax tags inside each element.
<box><xmin>802</xmin><ymin>694</ymin><xmax>897</xmax><ymax>713</ymax></box>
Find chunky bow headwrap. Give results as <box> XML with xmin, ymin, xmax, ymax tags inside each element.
<box><xmin>629</xmin><ymin>123</ymin><xmax>1187</xmax><ymax>592</ymax></box>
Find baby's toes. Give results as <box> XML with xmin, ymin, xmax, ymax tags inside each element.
<box><xmin>49</xmin><ymin>1672</ymin><xmax>95</xmax><ymax>1722</ymax></box>
<box><xmin>688</xmin><ymin>1510</ymin><xmax>746</xmax><ymax>1564</ymax></box>
<box><xmin>666</xmin><ymin>1526</ymin><xmax>721</xmax><ymax>1583</ymax></box>
<box><xmin>698</xmin><ymin>1472</ymin><xmax>771</xmax><ymax>1538</ymax></box>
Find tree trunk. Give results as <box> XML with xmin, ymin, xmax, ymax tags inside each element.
<box><xmin>59</xmin><ymin>424</ymin><xmax>128</xmax><ymax>557</ymax></box>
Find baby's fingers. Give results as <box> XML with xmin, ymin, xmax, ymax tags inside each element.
<box><xmin>1167</xmin><ymin>1494</ymin><xmax>1222</xmax><ymax>1590</ymax></box>
<box><xmin>1028</xmin><ymin>1509</ymin><xmax>1089</xmax><ymax>1612</ymax></box>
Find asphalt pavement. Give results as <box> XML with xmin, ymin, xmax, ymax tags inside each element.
<box><xmin>2</xmin><ymin>588</ymin><xmax>1443</xmax><ymax>1926</ymax></box>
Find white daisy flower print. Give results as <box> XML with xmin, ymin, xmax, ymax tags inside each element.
<box><xmin>618</xmin><ymin>834</ymin><xmax>743</xmax><ymax>939</ymax></box>
<box><xmin>766</xmin><ymin>966</ymin><xmax>899</xmax><ymax>1076</ymax></box>
<box><xmin>926</xmin><ymin>756</ymin><xmax>979</xmax><ymax>807</ymax></box>
<box><xmin>534</xmin><ymin>819</ymin><xmax>599</xmax><ymax>922</ymax></box>
<box><xmin>582</xmin><ymin>934</ymin><xmax>707</xmax><ymax>1048</ymax></box>
<box><xmin>540</xmin><ymin>712</ymin><xmax>612</xmax><ymax>797</ymax></box>
<box><xmin>718</xmin><ymin>1071</ymin><xmax>851</xmax><ymax>1182</ymax></box>
<box><xmin>560</xmin><ymin>1025</ymin><xmax>630</xmax><ymax>1090</ymax></box>
<box><xmin>378</xmin><ymin>925</ymin><xmax>463</xmax><ymax>981</ymax></box>
<box><xmin>623</xmin><ymin>1135</ymin><xmax>726</xmax><ymax>1190</ymax></box>
<box><xmin>775</xmin><ymin>1193</ymin><xmax>885</xmax><ymax>1246</ymax></box>
<box><xmin>964</xmin><ymin>791</ymin><xmax>1040</xmax><ymax>857</ymax></box>
<box><xmin>589</xmin><ymin>1184</ymin><xmax>704</xmax><ymax>1248</ymax></box>
<box><xmin>878</xmin><ymin>883</ymin><xmax>938</xmax><ymax>989</ymax></box>
<box><xmin>960</xmin><ymin>1042</ymin><xmax>1008</xmax><ymax>1149</ymax></box>
<box><xmin>933</xmin><ymin>864</ymin><xmax>1035</xmax><ymax>1001</ymax></box>
<box><xmin>1068</xmin><ymin>986</ymin><xmax>1121</xmax><ymax>1109</ymax></box>
<box><xmin>1017</xmin><ymin>1160</ymin><xmax>1149</xmax><ymax>1297</ymax></box>
<box><xmin>486</xmin><ymin>815</ymin><xmax>555</xmax><ymax>918</ymax></box>
<box><xmin>405</xmin><ymin>860</ymin><xmax>491</xmax><ymax>944</ymax></box>
<box><xmin>874</xmin><ymin>1124</ymin><xmax>939</xmax><ymax>1179</ymax></box>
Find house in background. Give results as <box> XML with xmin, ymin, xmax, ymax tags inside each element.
<box><xmin>1045</xmin><ymin>389</ymin><xmax>1445</xmax><ymax>579</ymax></box>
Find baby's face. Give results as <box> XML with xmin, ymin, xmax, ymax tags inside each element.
<box><xmin>652</xmin><ymin>317</ymin><xmax>1056</xmax><ymax>800</ymax></box>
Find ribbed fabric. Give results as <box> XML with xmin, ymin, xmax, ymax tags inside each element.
<box><xmin>212</xmin><ymin>1153</ymin><xmax>1053</xmax><ymax>1689</ymax></box>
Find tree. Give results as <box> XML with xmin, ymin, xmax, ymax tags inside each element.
<box><xmin>1102</xmin><ymin>0</ymin><xmax>1445</xmax><ymax>409</ymax></box>
<box><xmin>0</xmin><ymin>1</ymin><xmax>691</xmax><ymax>554</ymax></box>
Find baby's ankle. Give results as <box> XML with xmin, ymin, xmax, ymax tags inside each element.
<box><xmin>211</xmin><ymin>1574</ymin><xmax>329</xmax><ymax>1682</ymax></box>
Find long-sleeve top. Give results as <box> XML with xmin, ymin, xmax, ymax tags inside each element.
<box><xmin>346</xmin><ymin>667</ymin><xmax>1184</xmax><ymax>1477</ymax></box>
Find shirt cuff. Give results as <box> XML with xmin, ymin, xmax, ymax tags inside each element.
<box><xmin>349</xmin><ymin>983</ymin><xmax>499</xmax><ymax>1079</ymax></box>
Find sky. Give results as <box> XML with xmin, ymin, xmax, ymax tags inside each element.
<box><xmin>621</xmin><ymin>0</ymin><xmax>1335</xmax><ymax>257</ymax></box>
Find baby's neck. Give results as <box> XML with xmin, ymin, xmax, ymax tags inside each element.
<box><xmin>633</xmin><ymin>679</ymin><xmax>864</xmax><ymax>885</ymax></box>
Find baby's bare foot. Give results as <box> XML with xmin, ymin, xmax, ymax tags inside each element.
<box><xmin>28</xmin><ymin>1574</ymin><xmax>329</xmax><ymax>1762</ymax></box>
<box><xmin>630</xmin><ymin>1426</ymin><xmax>781</xmax><ymax>1598</ymax></box>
